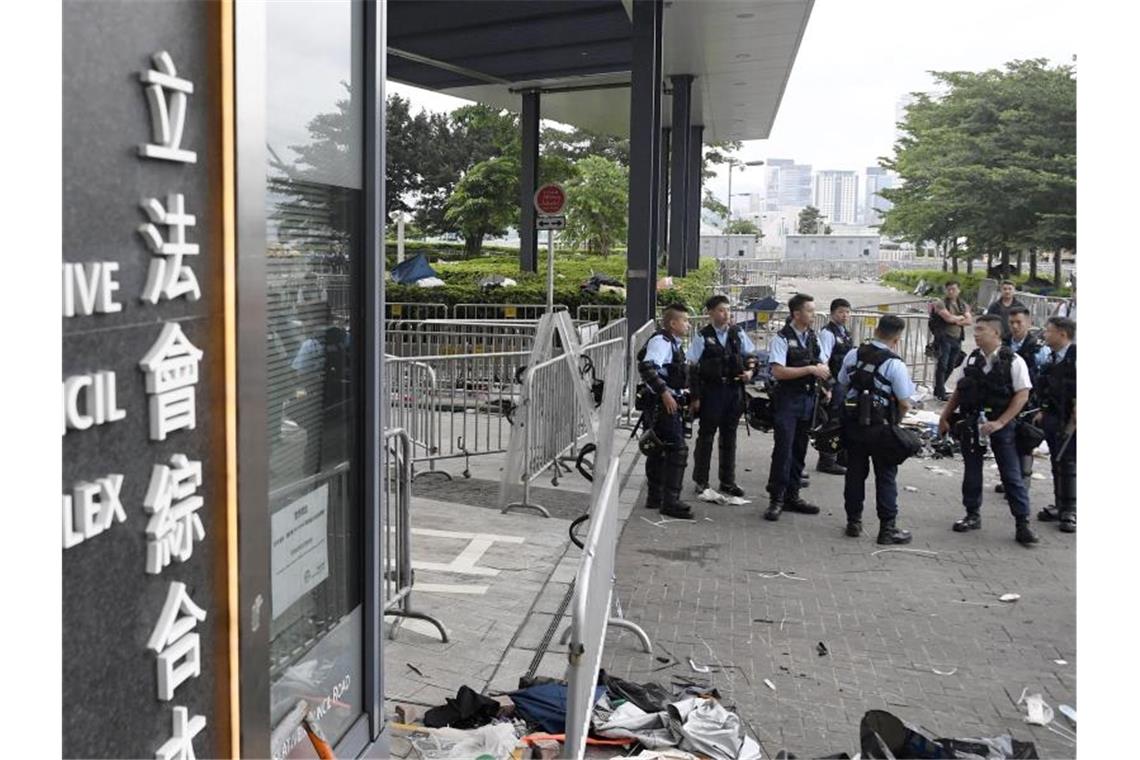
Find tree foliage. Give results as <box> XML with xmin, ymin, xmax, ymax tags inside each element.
<box><xmin>879</xmin><ymin>59</ymin><xmax>1075</xmax><ymax>283</ymax></box>
<box><xmin>725</xmin><ymin>218</ymin><xmax>760</xmax><ymax>235</ymax></box>
<box><xmin>797</xmin><ymin>206</ymin><xmax>826</xmax><ymax>234</ymax></box>
<box><xmin>562</xmin><ymin>156</ymin><xmax>628</xmax><ymax>255</ymax></box>
<box><xmin>443</xmin><ymin>156</ymin><xmax>520</xmax><ymax>257</ymax></box>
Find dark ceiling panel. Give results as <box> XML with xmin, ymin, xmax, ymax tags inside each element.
<box><xmin>388</xmin><ymin>0</ymin><xmax>631</xmax><ymax>88</ymax></box>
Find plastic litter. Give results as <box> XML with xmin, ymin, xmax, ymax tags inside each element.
<box><xmin>1054</xmin><ymin>659</ymin><xmax>1068</xmax><ymax>666</ymax></box>
<box><xmin>763</xmin><ymin>679</ymin><xmax>776</xmax><ymax>691</ymax></box>
<box><xmin>1059</xmin><ymin>704</ymin><xmax>1076</xmax><ymax>726</ymax></box>
<box><xmin>999</xmin><ymin>593</ymin><xmax>1021</xmax><ymax>603</ymax></box>
<box><xmin>924</xmin><ymin>465</ymin><xmax>955</xmax><ymax>476</ymax></box>
<box><xmin>1017</xmin><ymin>688</ymin><xmax>1053</xmax><ymax>725</ymax></box>
<box><xmin>688</xmin><ymin>658</ymin><xmax>711</xmax><ymax>674</ymax></box>
<box><xmin>871</xmin><ymin>548</ymin><xmax>938</xmax><ymax>557</ymax></box>
<box><xmin>696</xmin><ymin>488</ymin><xmax>750</xmax><ymax>506</ymax></box>
<box><xmin>931</xmin><ymin>667</ymin><xmax>958</xmax><ymax>676</ymax></box>
<box><xmin>817</xmin><ymin>642</ymin><xmax>829</xmax><ymax>657</ymax></box>
<box><xmin>903</xmin><ymin>486</ymin><xmax>919</xmax><ymax>493</ymax></box>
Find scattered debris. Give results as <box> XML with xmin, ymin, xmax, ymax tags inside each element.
<box><xmin>687</xmin><ymin>658</ymin><xmax>711</xmax><ymax>674</ymax></box>
<box><xmin>999</xmin><ymin>593</ymin><xmax>1021</xmax><ymax>603</ymax></box>
<box><xmin>903</xmin><ymin>485</ymin><xmax>919</xmax><ymax>493</ymax></box>
<box><xmin>696</xmin><ymin>488</ymin><xmax>751</xmax><ymax>506</ymax></box>
<box><xmin>1054</xmin><ymin>659</ymin><xmax>1068</xmax><ymax>666</ymax></box>
<box><xmin>1060</xmin><ymin>704</ymin><xmax>1077</xmax><ymax>726</ymax></box>
<box><xmin>1031</xmin><ymin>472</ymin><xmax>1047</xmax><ymax>480</ymax></box>
<box><xmin>931</xmin><ymin>667</ymin><xmax>958</xmax><ymax>676</ymax></box>
<box><xmin>816</xmin><ymin>642</ymin><xmax>829</xmax><ymax>657</ymax></box>
<box><xmin>1017</xmin><ymin>688</ymin><xmax>1053</xmax><ymax>725</ymax></box>
<box><xmin>925</xmin><ymin>465</ymin><xmax>955</xmax><ymax>476</ymax></box>
<box><xmin>749</xmin><ymin>570</ymin><xmax>806</xmax><ymax>581</ymax></box>
<box><xmin>407</xmin><ymin>663</ymin><xmax>426</xmax><ymax>677</ymax></box>
<box><xmin>763</xmin><ymin>679</ymin><xmax>776</xmax><ymax>691</ymax></box>
<box><xmin>753</xmin><ymin>618</ymin><xmax>776</xmax><ymax>625</ymax></box>
<box><xmin>656</xmin><ymin>656</ymin><xmax>671</xmax><ymax>664</ymax></box>
<box><xmin>871</xmin><ymin>548</ymin><xmax>939</xmax><ymax>557</ymax></box>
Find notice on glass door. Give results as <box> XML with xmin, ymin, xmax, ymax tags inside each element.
<box><xmin>271</xmin><ymin>484</ymin><xmax>330</xmax><ymax>619</ymax></box>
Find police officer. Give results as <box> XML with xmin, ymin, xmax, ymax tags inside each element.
<box><xmin>939</xmin><ymin>315</ymin><xmax>1039</xmax><ymax>545</ymax></box>
<box><xmin>995</xmin><ymin>305</ymin><xmax>1045</xmax><ymax>494</ymax></box>
<box><xmin>764</xmin><ymin>293</ymin><xmax>827</xmax><ymax>522</ymax></box>
<box><xmin>638</xmin><ymin>303</ymin><xmax>695</xmax><ymax>519</ymax></box>
<box><xmin>688</xmin><ymin>295</ymin><xmax>757</xmax><ymax>498</ymax></box>
<box><xmin>1034</xmin><ymin>316</ymin><xmax>1077</xmax><ymax>533</ymax></box>
<box><xmin>816</xmin><ymin>297</ymin><xmax>854</xmax><ymax>476</ymax></box>
<box><xmin>838</xmin><ymin>314</ymin><xmax>916</xmax><ymax>544</ymax></box>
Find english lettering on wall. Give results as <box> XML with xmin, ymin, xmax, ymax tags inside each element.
<box><xmin>62</xmin><ymin>474</ymin><xmax>127</xmax><ymax>549</ymax></box>
<box><xmin>62</xmin><ymin>262</ymin><xmax>123</xmax><ymax>317</ymax></box>
<box><xmin>63</xmin><ymin>371</ymin><xmax>127</xmax><ymax>432</ymax></box>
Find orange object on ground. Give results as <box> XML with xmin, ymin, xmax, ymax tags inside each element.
<box><xmin>520</xmin><ymin>732</ymin><xmax>631</xmax><ymax>747</ymax></box>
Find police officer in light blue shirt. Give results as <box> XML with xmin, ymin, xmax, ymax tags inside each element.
<box><xmin>838</xmin><ymin>314</ymin><xmax>917</xmax><ymax>544</ymax></box>
<box><xmin>763</xmin><ymin>293</ymin><xmax>829</xmax><ymax>522</ymax></box>
<box><xmin>686</xmin><ymin>295</ymin><xmax>757</xmax><ymax>498</ymax></box>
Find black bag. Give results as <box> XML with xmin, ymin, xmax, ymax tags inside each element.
<box><xmin>1015</xmin><ymin>419</ymin><xmax>1046</xmax><ymax>455</ymax></box>
<box><xmin>879</xmin><ymin>425</ymin><xmax>924</xmax><ymax>466</ymax></box>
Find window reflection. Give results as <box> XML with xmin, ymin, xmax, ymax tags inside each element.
<box><xmin>264</xmin><ymin>1</ymin><xmax>364</xmax><ymax>753</ymax></box>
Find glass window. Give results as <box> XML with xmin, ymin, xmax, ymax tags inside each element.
<box><xmin>263</xmin><ymin>1</ymin><xmax>364</xmax><ymax>755</ymax></box>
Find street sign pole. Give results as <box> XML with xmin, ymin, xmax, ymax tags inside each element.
<box><xmin>533</xmin><ymin>183</ymin><xmax>567</xmax><ymax>316</ymax></box>
<box><xmin>547</xmin><ymin>228</ymin><xmax>555</xmax><ymax>314</ymax></box>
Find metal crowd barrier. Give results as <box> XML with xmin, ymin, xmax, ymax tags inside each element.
<box><xmin>574</xmin><ymin>337</ymin><xmax>625</xmax><ymax>448</ymax></box>
<box><xmin>384</xmin><ymin>319</ymin><xmax>537</xmax><ymax>357</ymax></box>
<box><xmin>502</xmin><ymin>353</ymin><xmax>585</xmax><ymax>516</ymax></box>
<box><xmin>1014</xmin><ymin>292</ymin><xmax>1069</xmax><ymax>323</ymax></box>
<box><xmin>592</xmin><ymin>317</ymin><xmax>628</xmax><ymax>347</ymax></box>
<box><xmin>563</xmin><ymin>458</ymin><xmax>652</xmax><ymax>760</ymax></box>
<box><xmin>454</xmin><ymin>302</ymin><xmax>568</xmax><ymax>320</ymax></box>
<box><xmin>385</xmin><ymin>351</ymin><xmax>529</xmax><ymax>479</ymax></box>
<box><xmin>852</xmin><ymin>298</ymin><xmax>933</xmax><ymax>315</ymax></box>
<box><xmin>623</xmin><ymin>320</ymin><xmax>656</xmax><ymax>426</ymax></box>
<box><xmin>576</xmin><ymin>304</ymin><xmax>626</xmax><ymax>326</ymax></box>
<box><xmin>386</xmin><ymin>301</ymin><xmax>448</xmax><ymax>321</ymax></box>
<box><xmin>382</xmin><ymin>428</ymin><xmax>448</xmax><ymax>641</ymax></box>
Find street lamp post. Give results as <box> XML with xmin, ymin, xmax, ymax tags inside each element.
<box><xmin>726</xmin><ymin>159</ymin><xmax>763</xmax><ymax>229</ymax></box>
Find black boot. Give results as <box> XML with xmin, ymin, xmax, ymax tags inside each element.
<box><xmin>877</xmin><ymin>520</ymin><xmax>913</xmax><ymax>545</ymax></box>
<box><xmin>719</xmin><ymin>483</ymin><xmax>745</xmax><ymax>498</ymax></box>
<box><xmin>953</xmin><ymin>512</ymin><xmax>982</xmax><ymax>532</ymax></box>
<box><xmin>1037</xmin><ymin>505</ymin><xmax>1059</xmax><ymax>521</ymax></box>
<box><xmin>783</xmin><ymin>492</ymin><xmax>821</xmax><ymax>515</ymax></box>
<box><xmin>718</xmin><ymin>426</ymin><xmax>740</xmax><ymax>495</ymax></box>
<box><xmin>764</xmin><ymin>498</ymin><xmax>783</xmax><ymax>522</ymax></box>
<box><xmin>661</xmin><ymin>445</ymin><xmax>694</xmax><ymax>519</ymax></box>
<box><xmin>644</xmin><ymin>454</ymin><xmax>664</xmax><ymax>510</ymax></box>
<box><xmin>816</xmin><ymin>451</ymin><xmax>846</xmax><ymax>475</ymax></box>
<box><xmin>692</xmin><ymin>429</ymin><xmax>714</xmax><ymax>496</ymax></box>
<box><xmin>1057</xmin><ymin>462</ymin><xmax>1076</xmax><ymax>533</ymax></box>
<box><xmin>845</xmin><ymin>520</ymin><xmax>862</xmax><ymax>537</ymax></box>
<box><xmin>1016</xmin><ymin>519</ymin><xmax>1039</xmax><ymax>545</ymax></box>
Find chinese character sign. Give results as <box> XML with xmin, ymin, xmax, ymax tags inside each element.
<box><xmin>139</xmin><ymin>323</ymin><xmax>204</xmax><ymax>441</ymax></box>
<box><xmin>144</xmin><ymin>455</ymin><xmax>205</xmax><ymax>574</ymax></box>
<box><xmin>148</xmin><ymin>581</ymin><xmax>207</xmax><ymax>701</ymax></box>
<box><xmin>139</xmin><ymin>51</ymin><xmax>197</xmax><ymax>163</ymax></box>
<box><xmin>139</xmin><ymin>193</ymin><xmax>201</xmax><ymax>304</ymax></box>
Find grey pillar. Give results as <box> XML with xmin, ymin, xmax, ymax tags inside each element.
<box><xmin>519</xmin><ymin>90</ymin><xmax>540</xmax><ymax>272</ymax></box>
<box><xmin>668</xmin><ymin>75</ymin><xmax>693</xmax><ymax>278</ymax></box>
<box><xmin>626</xmin><ymin>0</ymin><xmax>663</xmax><ymax>327</ymax></box>
<box><xmin>658</xmin><ymin>127</ymin><xmax>670</xmax><ymax>268</ymax></box>
<box><xmin>686</xmin><ymin>124</ymin><xmax>704</xmax><ymax>271</ymax></box>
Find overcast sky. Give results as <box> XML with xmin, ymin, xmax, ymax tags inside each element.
<box><xmin>388</xmin><ymin>0</ymin><xmax>1076</xmax><ymax>208</ymax></box>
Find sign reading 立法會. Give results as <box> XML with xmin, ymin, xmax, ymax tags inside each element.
<box><xmin>63</xmin><ymin>3</ymin><xmax>225</xmax><ymax>758</ymax></box>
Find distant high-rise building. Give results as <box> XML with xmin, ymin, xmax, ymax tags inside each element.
<box><xmin>864</xmin><ymin>167</ymin><xmax>896</xmax><ymax>226</ymax></box>
<box><xmin>814</xmin><ymin>170</ymin><xmax>858</xmax><ymax>225</ymax></box>
<box><xmin>764</xmin><ymin>158</ymin><xmax>813</xmax><ymax>211</ymax></box>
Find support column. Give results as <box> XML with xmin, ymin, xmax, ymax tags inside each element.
<box><xmin>668</xmin><ymin>75</ymin><xmax>693</xmax><ymax>278</ymax></box>
<box><xmin>625</xmin><ymin>0</ymin><xmax>664</xmax><ymax>327</ymax></box>
<box><xmin>658</xmin><ymin>127</ymin><xmax>670</xmax><ymax>269</ymax></box>
<box><xmin>686</xmin><ymin>124</ymin><xmax>704</xmax><ymax>271</ymax></box>
<box><xmin>519</xmin><ymin>90</ymin><xmax>540</xmax><ymax>272</ymax></box>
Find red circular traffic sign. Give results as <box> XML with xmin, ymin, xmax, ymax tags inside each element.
<box><xmin>534</xmin><ymin>183</ymin><xmax>567</xmax><ymax>215</ymax></box>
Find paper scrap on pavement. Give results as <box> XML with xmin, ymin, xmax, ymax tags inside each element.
<box><xmin>763</xmin><ymin>678</ymin><xmax>776</xmax><ymax>691</ymax></box>
<box><xmin>999</xmin><ymin>593</ymin><xmax>1021</xmax><ymax>603</ymax></box>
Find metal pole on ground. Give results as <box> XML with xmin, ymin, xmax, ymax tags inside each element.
<box><xmin>547</xmin><ymin>229</ymin><xmax>555</xmax><ymax>314</ymax></box>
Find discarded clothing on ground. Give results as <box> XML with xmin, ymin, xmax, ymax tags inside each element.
<box><xmin>405</xmin><ymin>722</ymin><xmax>520</xmax><ymax>760</ymax></box>
<box><xmin>423</xmin><ymin>685</ymin><xmax>501</xmax><ymax>729</ymax></box>
<box><xmin>580</xmin><ymin>273</ymin><xmax>624</xmax><ymax>294</ymax></box>
<box><xmin>601</xmin><ymin>671</ymin><xmax>671</xmax><ymax>714</ymax></box>
<box><xmin>478</xmin><ymin>274</ymin><xmax>517</xmax><ymax>290</ymax></box>
<box><xmin>860</xmin><ymin>709</ymin><xmax>1039</xmax><ymax>759</ymax></box>
<box><xmin>510</xmin><ymin>680</ymin><xmax>606</xmax><ymax>734</ymax></box>
<box><xmin>415</xmin><ymin>276</ymin><xmax>446</xmax><ymax>288</ymax></box>
<box><xmin>592</xmin><ymin>692</ymin><xmax>759</xmax><ymax>760</ymax></box>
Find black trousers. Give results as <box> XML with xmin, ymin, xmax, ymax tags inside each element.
<box><xmin>692</xmin><ymin>383</ymin><xmax>743</xmax><ymax>488</ymax></box>
<box><xmin>767</xmin><ymin>390</ymin><xmax>815</xmax><ymax>501</ymax></box>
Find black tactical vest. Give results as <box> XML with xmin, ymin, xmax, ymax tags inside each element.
<box><xmin>637</xmin><ymin>329</ymin><xmax>688</xmax><ymax>391</ymax></box>
<box><xmin>1037</xmin><ymin>344</ymin><xmax>1076</xmax><ymax>418</ymax></box>
<box><xmin>774</xmin><ymin>323</ymin><xmax>820</xmax><ymax>394</ymax></box>
<box><xmin>697</xmin><ymin>324</ymin><xmax>745</xmax><ymax>384</ymax></box>
<box><xmin>960</xmin><ymin>347</ymin><xmax>1016</xmax><ymax>414</ymax></box>
<box><xmin>1007</xmin><ymin>332</ymin><xmax>1043</xmax><ymax>383</ymax></box>
<box><xmin>847</xmin><ymin>343</ymin><xmax>901</xmax><ymax>426</ymax></box>
<box><xmin>823</xmin><ymin>321</ymin><xmax>853</xmax><ymax>379</ymax></box>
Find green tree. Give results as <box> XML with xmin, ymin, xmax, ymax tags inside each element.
<box><xmin>702</xmin><ymin>189</ymin><xmax>729</xmax><ymax>226</ymax></box>
<box><xmin>725</xmin><ymin>218</ymin><xmax>760</xmax><ymax>235</ymax></box>
<box><xmin>385</xmin><ymin>94</ymin><xmax>434</xmax><ymax>218</ymax></box>
<box><xmin>542</xmin><ymin>126</ymin><xmax>630</xmax><ymax>166</ymax></box>
<box><xmin>880</xmin><ymin>59</ymin><xmax>1075</xmax><ymax>285</ymax></box>
<box><xmin>562</xmin><ymin>156</ymin><xmax>628</xmax><ymax>255</ymax></box>
<box><xmin>797</xmin><ymin>205</ymin><xmax>825</xmax><ymax>234</ymax></box>
<box><xmin>443</xmin><ymin>156</ymin><xmax>520</xmax><ymax>257</ymax></box>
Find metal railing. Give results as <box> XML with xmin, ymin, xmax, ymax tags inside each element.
<box><xmin>576</xmin><ymin>304</ymin><xmax>626</xmax><ymax>326</ymax></box>
<box><xmin>502</xmin><ymin>353</ymin><xmax>586</xmax><ymax>516</ymax></box>
<box><xmin>624</xmin><ymin>320</ymin><xmax>656</xmax><ymax>426</ymax></box>
<box><xmin>385</xmin><ymin>301</ymin><xmax>448</xmax><ymax>321</ymax></box>
<box><xmin>851</xmin><ymin>299</ymin><xmax>933</xmax><ymax>315</ymax></box>
<box><xmin>454</xmin><ymin>302</ymin><xmax>568</xmax><ymax>321</ymax></box>
<box><xmin>592</xmin><ymin>317</ymin><xmax>628</xmax><ymax>348</ymax></box>
<box><xmin>563</xmin><ymin>458</ymin><xmax>652</xmax><ymax>760</ymax></box>
<box><xmin>385</xmin><ymin>351</ymin><xmax>529</xmax><ymax>479</ymax></box>
<box><xmin>382</xmin><ymin>428</ymin><xmax>448</xmax><ymax>641</ymax></box>
<box><xmin>385</xmin><ymin>319</ymin><xmax>537</xmax><ymax>357</ymax></box>
<box><xmin>574</xmin><ymin>337</ymin><xmax>625</xmax><ymax>447</ymax></box>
